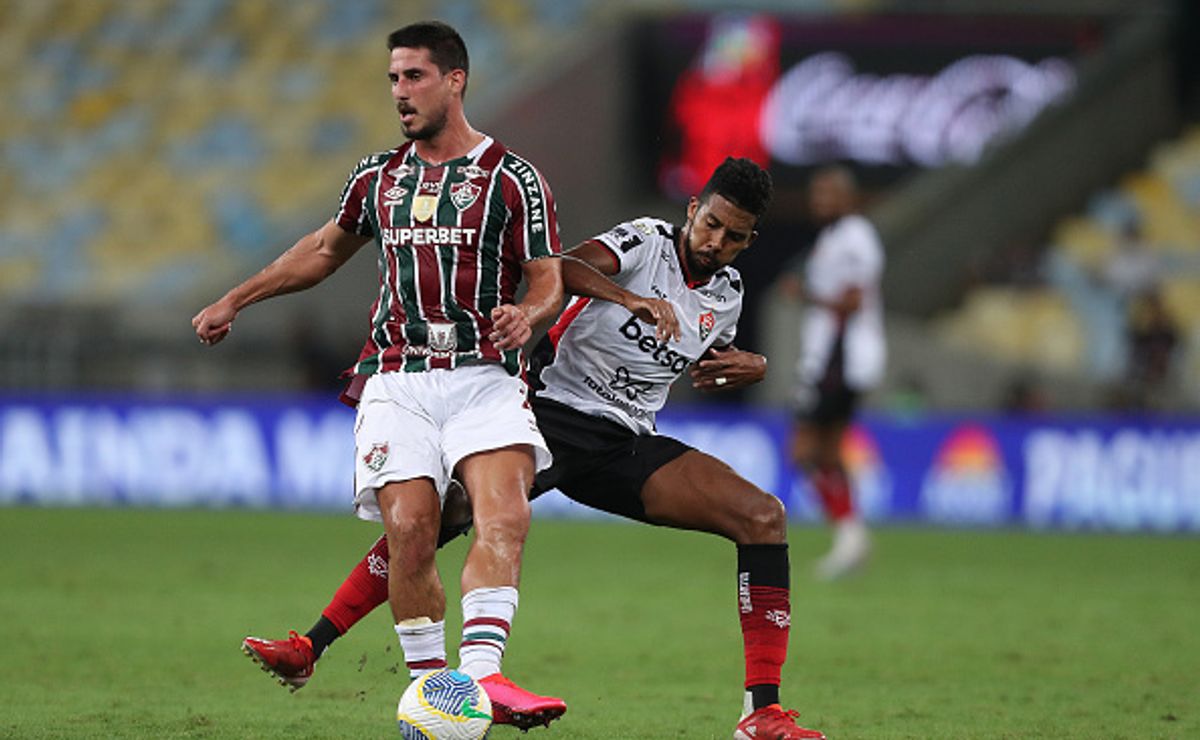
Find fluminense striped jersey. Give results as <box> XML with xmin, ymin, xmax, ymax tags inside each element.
<box><xmin>335</xmin><ymin>135</ymin><xmax>560</xmax><ymax>376</ymax></box>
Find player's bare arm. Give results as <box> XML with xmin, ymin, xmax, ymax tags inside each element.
<box><xmin>562</xmin><ymin>241</ymin><xmax>681</xmax><ymax>342</ymax></box>
<box><xmin>192</xmin><ymin>220</ymin><xmax>370</xmax><ymax>345</ymax></box>
<box><xmin>689</xmin><ymin>344</ymin><xmax>767</xmax><ymax>391</ymax></box>
<box><xmin>490</xmin><ymin>256</ymin><xmax>563</xmax><ymax>351</ymax></box>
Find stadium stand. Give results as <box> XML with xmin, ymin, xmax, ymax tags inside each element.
<box><xmin>0</xmin><ymin>0</ymin><xmax>601</xmax><ymax>306</ymax></box>
<box><xmin>932</xmin><ymin>126</ymin><xmax>1200</xmax><ymax>407</ymax></box>
<box><xmin>2</xmin><ymin>0</ymin><xmax>1194</xmax><ymax>412</ymax></box>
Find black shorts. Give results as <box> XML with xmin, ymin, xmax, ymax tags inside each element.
<box><xmin>531</xmin><ymin>396</ymin><xmax>693</xmax><ymax>524</ymax></box>
<box><xmin>796</xmin><ymin>384</ymin><xmax>861</xmax><ymax>426</ymax></box>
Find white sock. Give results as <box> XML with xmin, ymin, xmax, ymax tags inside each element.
<box><xmin>395</xmin><ymin>618</ymin><xmax>446</xmax><ymax>679</ymax></box>
<box><xmin>458</xmin><ymin>586</ymin><xmax>518</xmax><ymax>679</ymax></box>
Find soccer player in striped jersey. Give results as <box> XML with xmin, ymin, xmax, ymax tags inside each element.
<box><xmin>193</xmin><ymin>20</ymin><xmax>565</xmax><ymax>729</ymax></box>
<box><xmin>239</xmin><ymin>159</ymin><xmax>827</xmax><ymax>739</ymax></box>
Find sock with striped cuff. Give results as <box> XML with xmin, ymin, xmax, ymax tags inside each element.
<box><xmin>395</xmin><ymin>618</ymin><xmax>447</xmax><ymax>679</ymax></box>
<box><xmin>458</xmin><ymin>586</ymin><xmax>518</xmax><ymax>679</ymax></box>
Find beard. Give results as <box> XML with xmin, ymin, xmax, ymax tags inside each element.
<box><xmin>401</xmin><ymin>104</ymin><xmax>449</xmax><ymax>141</ymax></box>
<box><xmin>680</xmin><ymin>225</ymin><xmax>716</xmax><ymax>279</ymax></box>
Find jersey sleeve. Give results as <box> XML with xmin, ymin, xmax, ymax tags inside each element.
<box><xmin>713</xmin><ymin>269</ymin><xmax>743</xmax><ymax>347</ymax></box>
<box><xmin>334</xmin><ymin>155</ymin><xmax>379</xmax><ymax>238</ymax></box>
<box><xmin>590</xmin><ymin>218</ymin><xmax>662</xmax><ymax>278</ymax></box>
<box><xmin>503</xmin><ymin>158</ymin><xmax>562</xmax><ymax>261</ymax></box>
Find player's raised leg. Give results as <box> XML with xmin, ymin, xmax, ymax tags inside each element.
<box><xmin>640</xmin><ymin>450</ymin><xmax>826</xmax><ymax>740</ymax></box>
<box><xmin>455</xmin><ymin>446</ymin><xmax>566</xmax><ymax>729</ymax></box>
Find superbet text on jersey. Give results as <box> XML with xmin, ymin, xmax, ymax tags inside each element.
<box><xmin>539</xmin><ymin>218</ymin><xmax>742</xmax><ymax>434</ymax></box>
<box><xmin>335</xmin><ymin>136</ymin><xmax>560</xmax><ymax>377</ymax></box>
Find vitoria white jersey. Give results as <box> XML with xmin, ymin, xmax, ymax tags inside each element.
<box><xmin>538</xmin><ymin>217</ymin><xmax>742</xmax><ymax>434</ymax></box>
<box><xmin>799</xmin><ymin>213</ymin><xmax>886</xmax><ymax>390</ymax></box>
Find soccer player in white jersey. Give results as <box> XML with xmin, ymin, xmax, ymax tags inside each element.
<box><xmin>192</xmin><ymin>21</ymin><xmax>566</xmax><ymax>729</ymax></box>
<box><xmin>239</xmin><ymin>159</ymin><xmax>827</xmax><ymax>739</ymax></box>
<box><xmin>788</xmin><ymin>165</ymin><xmax>886</xmax><ymax>580</ymax></box>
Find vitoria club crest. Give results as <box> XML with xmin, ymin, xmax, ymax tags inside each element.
<box><xmin>698</xmin><ymin>311</ymin><xmax>715</xmax><ymax>341</ymax></box>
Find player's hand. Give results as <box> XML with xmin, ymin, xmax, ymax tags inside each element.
<box><xmin>192</xmin><ymin>298</ymin><xmax>237</xmax><ymax>346</ymax></box>
<box><xmin>624</xmin><ymin>295</ymin><xmax>680</xmax><ymax>342</ymax></box>
<box><xmin>690</xmin><ymin>346</ymin><xmax>767</xmax><ymax>391</ymax></box>
<box><xmin>489</xmin><ymin>304</ymin><xmax>531</xmax><ymax>350</ymax></box>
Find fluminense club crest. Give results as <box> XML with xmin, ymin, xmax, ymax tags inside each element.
<box><xmin>698</xmin><ymin>310</ymin><xmax>715</xmax><ymax>341</ymax></box>
<box><xmin>450</xmin><ymin>180</ymin><xmax>482</xmax><ymax>211</ymax></box>
<box><xmin>363</xmin><ymin>442</ymin><xmax>389</xmax><ymax>472</ymax></box>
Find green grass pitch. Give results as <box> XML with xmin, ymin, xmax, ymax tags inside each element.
<box><xmin>1</xmin><ymin>507</ymin><xmax>1197</xmax><ymax>739</ymax></box>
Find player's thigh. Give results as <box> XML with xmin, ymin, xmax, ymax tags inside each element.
<box><xmin>641</xmin><ymin>449</ymin><xmax>786</xmax><ymax>543</ymax></box>
<box><xmin>442</xmin><ymin>365</ymin><xmax>551</xmax><ymax>482</ymax></box>
<box><xmin>456</xmin><ymin>445</ymin><xmax>534</xmax><ymax>532</ymax></box>
<box><xmin>354</xmin><ymin>376</ymin><xmax>450</xmax><ymax>521</ymax></box>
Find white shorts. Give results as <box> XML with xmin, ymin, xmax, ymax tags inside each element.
<box><xmin>352</xmin><ymin>364</ymin><xmax>551</xmax><ymax>522</ymax></box>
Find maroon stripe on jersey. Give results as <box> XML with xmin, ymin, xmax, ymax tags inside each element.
<box><xmin>496</xmin><ymin>168</ymin><xmax>524</xmax><ymax>308</ymax></box>
<box><xmin>414</xmin><ymin>166</ymin><xmax>449</xmax><ymax>321</ymax></box>
<box><xmin>547</xmin><ymin>297</ymin><xmax>591</xmax><ymax>348</ymax></box>
<box><xmin>376</xmin><ymin>147</ymin><xmax>415</xmax><ymax>373</ymax></box>
<box><xmin>454</xmin><ymin>142</ymin><xmax>507</xmax><ymax>354</ymax></box>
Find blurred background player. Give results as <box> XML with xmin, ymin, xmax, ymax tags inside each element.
<box><xmin>192</xmin><ymin>20</ymin><xmax>566</xmax><ymax>729</ymax></box>
<box><xmin>242</xmin><ymin>158</ymin><xmax>828</xmax><ymax>740</ymax></box>
<box><xmin>781</xmin><ymin>165</ymin><xmax>886</xmax><ymax>580</ymax></box>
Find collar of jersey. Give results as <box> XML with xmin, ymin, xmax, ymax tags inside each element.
<box><xmin>404</xmin><ymin>135</ymin><xmax>493</xmax><ymax>169</ymax></box>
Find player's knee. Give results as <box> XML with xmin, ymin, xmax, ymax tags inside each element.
<box><xmin>472</xmin><ymin>501</ymin><xmax>530</xmax><ymax>548</ymax></box>
<box><xmin>386</xmin><ymin>527</ymin><xmax>437</xmax><ymax>572</ymax></box>
<box><xmin>734</xmin><ymin>489</ymin><xmax>788</xmax><ymax>545</ymax></box>
<box><xmin>382</xmin><ymin>511</ymin><xmax>440</xmax><ymax>570</ymax></box>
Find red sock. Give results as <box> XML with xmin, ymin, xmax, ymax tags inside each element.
<box><xmin>813</xmin><ymin>464</ymin><xmax>855</xmax><ymax>521</ymax></box>
<box><xmin>321</xmin><ymin>535</ymin><xmax>390</xmax><ymax>633</ymax></box>
<box><xmin>737</xmin><ymin>545</ymin><xmax>790</xmax><ymax>692</ymax></box>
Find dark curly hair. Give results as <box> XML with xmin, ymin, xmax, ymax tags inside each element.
<box><xmin>699</xmin><ymin>157</ymin><xmax>773</xmax><ymax>222</ymax></box>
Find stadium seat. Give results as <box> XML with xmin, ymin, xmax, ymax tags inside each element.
<box><xmin>0</xmin><ymin>0</ymin><xmax>603</xmax><ymax>304</ymax></box>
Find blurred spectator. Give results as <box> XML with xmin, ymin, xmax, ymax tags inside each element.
<box><xmin>1001</xmin><ymin>373</ymin><xmax>1051</xmax><ymax>414</ymax></box>
<box><xmin>1117</xmin><ymin>288</ymin><xmax>1180</xmax><ymax>410</ymax></box>
<box><xmin>1103</xmin><ymin>219</ymin><xmax>1161</xmax><ymax>300</ymax></box>
<box><xmin>1046</xmin><ymin>216</ymin><xmax>1164</xmax><ymax>382</ymax></box>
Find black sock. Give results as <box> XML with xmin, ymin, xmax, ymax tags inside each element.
<box><xmin>305</xmin><ymin>616</ymin><xmax>342</xmax><ymax>658</ymax></box>
<box><xmin>749</xmin><ymin>683</ymin><xmax>781</xmax><ymax>710</ymax></box>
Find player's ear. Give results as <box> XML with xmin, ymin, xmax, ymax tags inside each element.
<box><xmin>686</xmin><ymin>197</ymin><xmax>700</xmax><ymax>223</ymax></box>
<box><xmin>746</xmin><ymin>229</ymin><xmax>759</xmax><ymax>248</ymax></box>
<box><xmin>447</xmin><ymin>68</ymin><xmax>467</xmax><ymax>95</ymax></box>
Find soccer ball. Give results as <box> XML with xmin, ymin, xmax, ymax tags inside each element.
<box><xmin>396</xmin><ymin>669</ymin><xmax>493</xmax><ymax>739</ymax></box>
